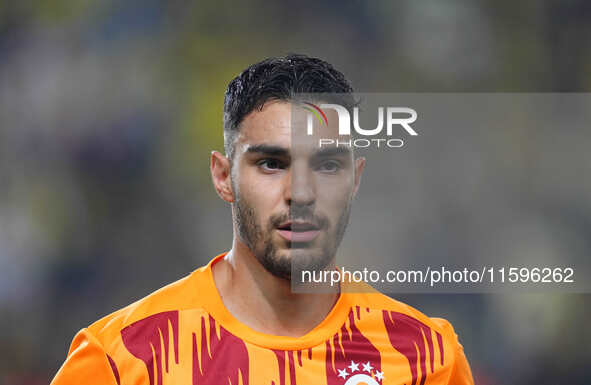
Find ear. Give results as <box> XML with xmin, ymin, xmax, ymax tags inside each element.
<box><xmin>352</xmin><ymin>156</ymin><xmax>366</xmax><ymax>197</ymax></box>
<box><xmin>210</xmin><ymin>151</ymin><xmax>234</xmax><ymax>203</ymax></box>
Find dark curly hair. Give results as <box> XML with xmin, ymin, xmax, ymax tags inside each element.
<box><xmin>223</xmin><ymin>54</ymin><xmax>355</xmax><ymax>159</ymax></box>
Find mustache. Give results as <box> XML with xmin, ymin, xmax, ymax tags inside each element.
<box><xmin>270</xmin><ymin>206</ymin><xmax>328</xmax><ymax>229</ymax></box>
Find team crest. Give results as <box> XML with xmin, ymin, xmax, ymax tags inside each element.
<box><xmin>336</xmin><ymin>360</ymin><xmax>384</xmax><ymax>385</ymax></box>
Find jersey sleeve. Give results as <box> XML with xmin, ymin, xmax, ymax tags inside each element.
<box><xmin>51</xmin><ymin>328</ymin><xmax>120</xmax><ymax>385</ymax></box>
<box><xmin>431</xmin><ymin>317</ymin><xmax>474</xmax><ymax>385</ymax></box>
<box><xmin>447</xmin><ymin>335</ymin><xmax>474</xmax><ymax>385</ymax></box>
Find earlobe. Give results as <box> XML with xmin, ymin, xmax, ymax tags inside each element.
<box><xmin>353</xmin><ymin>156</ymin><xmax>366</xmax><ymax>197</ymax></box>
<box><xmin>210</xmin><ymin>151</ymin><xmax>235</xmax><ymax>203</ymax></box>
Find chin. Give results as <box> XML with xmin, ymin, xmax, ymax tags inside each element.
<box><xmin>285</xmin><ymin>247</ymin><xmax>333</xmax><ymax>272</ymax></box>
<box><xmin>257</xmin><ymin>245</ymin><xmax>334</xmax><ymax>281</ymax></box>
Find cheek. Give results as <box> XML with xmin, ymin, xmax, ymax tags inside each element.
<box><xmin>316</xmin><ymin>181</ymin><xmax>353</xmax><ymax>222</ymax></box>
<box><xmin>237</xmin><ymin>169</ymin><xmax>285</xmax><ymax>214</ymax></box>
<box><xmin>316</xmin><ymin>174</ymin><xmax>354</xmax><ymax>202</ymax></box>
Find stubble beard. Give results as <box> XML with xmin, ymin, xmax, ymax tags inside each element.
<box><xmin>234</xmin><ymin>194</ymin><xmax>352</xmax><ymax>281</ymax></box>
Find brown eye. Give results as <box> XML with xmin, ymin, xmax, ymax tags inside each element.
<box><xmin>317</xmin><ymin>160</ymin><xmax>341</xmax><ymax>173</ymax></box>
<box><xmin>258</xmin><ymin>159</ymin><xmax>285</xmax><ymax>171</ymax></box>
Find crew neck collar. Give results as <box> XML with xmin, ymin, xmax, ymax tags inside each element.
<box><xmin>197</xmin><ymin>252</ymin><xmax>352</xmax><ymax>351</ymax></box>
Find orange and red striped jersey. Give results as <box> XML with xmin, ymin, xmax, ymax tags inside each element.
<box><xmin>51</xmin><ymin>253</ymin><xmax>473</xmax><ymax>385</ymax></box>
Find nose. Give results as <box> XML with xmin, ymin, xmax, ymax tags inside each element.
<box><xmin>285</xmin><ymin>160</ymin><xmax>315</xmax><ymax>208</ymax></box>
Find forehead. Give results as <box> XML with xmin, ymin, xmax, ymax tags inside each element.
<box><xmin>236</xmin><ymin>100</ymin><xmax>344</xmax><ymax>153</ymax></box>
<box><xmin>238</xmin><ymin>100</ymin><xmax>292</xmax><ymax>145</ymax></box>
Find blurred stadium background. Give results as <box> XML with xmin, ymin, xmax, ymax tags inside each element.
<box><xmin>1</xmin><ymin>1</ymin><xmax>590</xmax><ymax>384</ymax></box>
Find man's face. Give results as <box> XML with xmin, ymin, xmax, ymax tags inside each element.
<box><xmin>229</xmin><ymin>100</ymin><xmax>365</xmax><ymax>279</ymax></box>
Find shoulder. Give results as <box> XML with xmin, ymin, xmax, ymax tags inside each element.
<box><xmin>346</xmin><ymin>284</ymin><xmax>470</xmax><ymax>379</ymax></box>
<box><xmin>345</xmin><ymin>282</ymin><xmax>461</xmax><ymax>342</ymax></box>
<box><xmin>85</xmin><ymin>264</ymin><xmax>212</xmax><ymax>347</ymax></box>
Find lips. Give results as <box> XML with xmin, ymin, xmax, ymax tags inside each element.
<box><xmin>276</xmin><ymin>221</ymin><xmax>321</xmax><ymax>243</ymax></box>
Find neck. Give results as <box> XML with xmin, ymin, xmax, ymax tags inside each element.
<box><xmin>211</xmin><ymin>239</ymin><xmax>339</xmax><ymax>337</ymax></box>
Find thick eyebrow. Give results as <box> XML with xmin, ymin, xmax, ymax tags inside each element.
<box><xmin>244</xmin><ymin>144</ymin><xmax>352</xmax><ymax>158</ymax></box>
<box><xmin>312</xmin><ymin>146</ymin><xmax>353</xmax><ymax>158</ymax></box>
<box><xmin>245</xmin><ymin>144</ymin><xmax>290</xmax><ymax>157</ymax></box>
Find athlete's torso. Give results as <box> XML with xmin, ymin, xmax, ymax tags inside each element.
<box><xmin>51</xmin><ymin>253</ymin><xmax>473</xmax><ymax>385</ymax></box>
